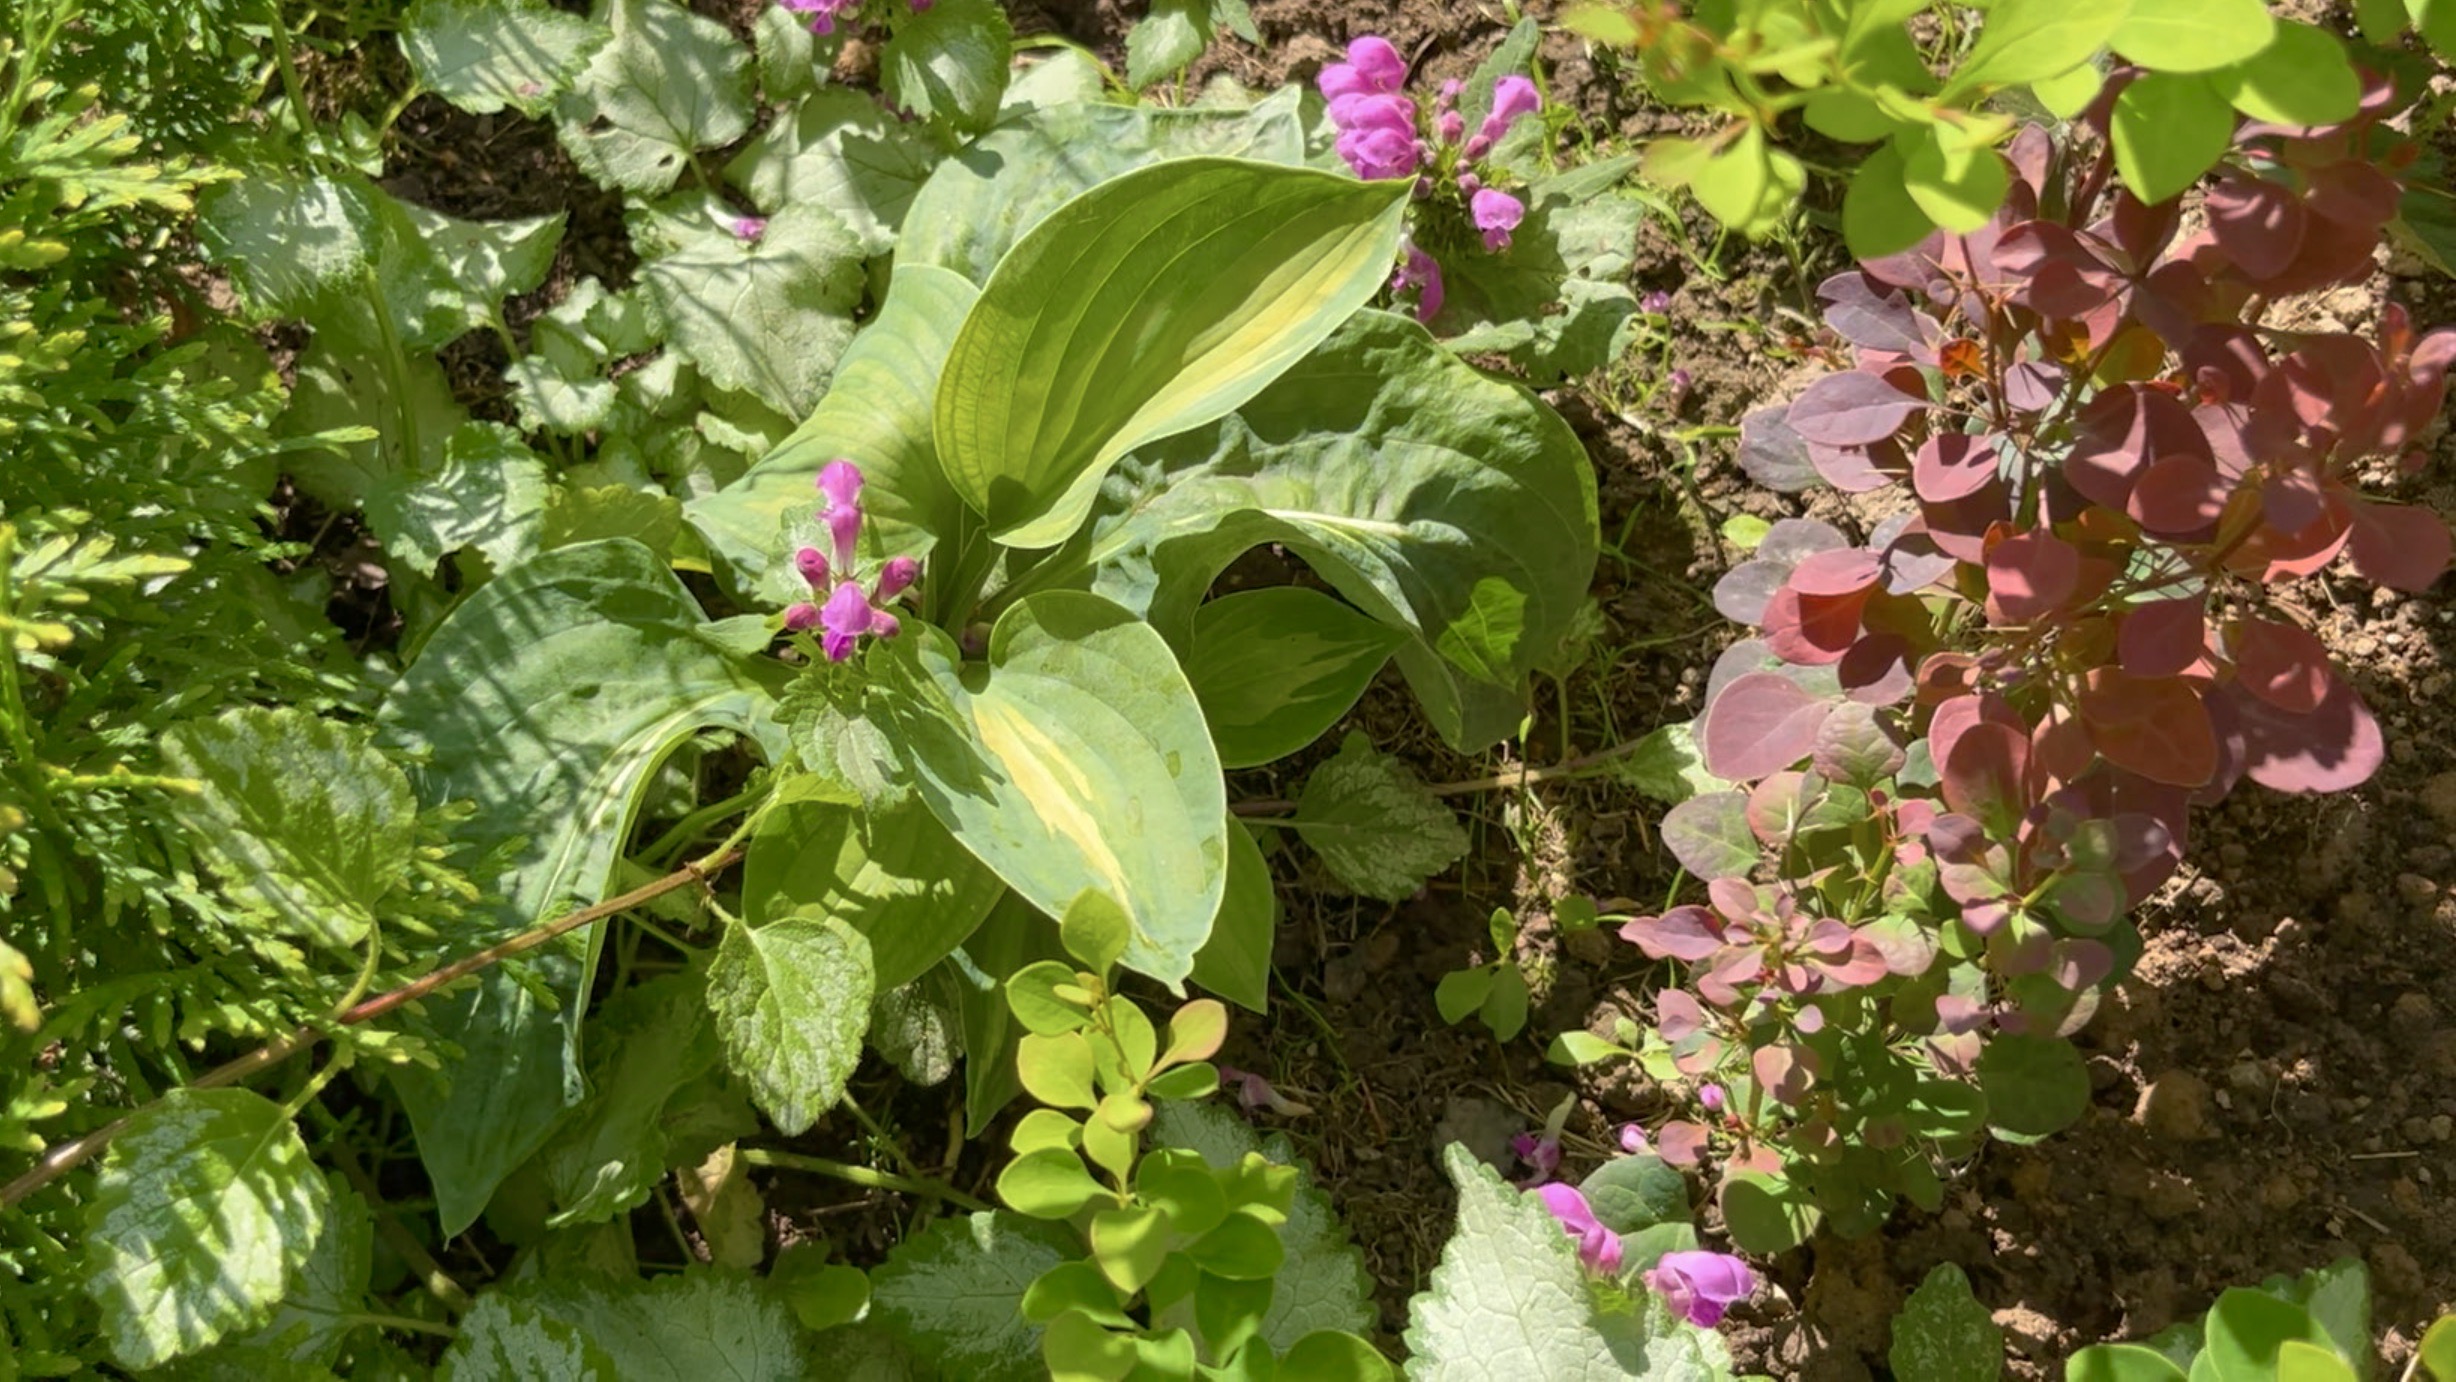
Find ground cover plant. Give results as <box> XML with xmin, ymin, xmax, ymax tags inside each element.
<box><xmin>5</xmin><ymin>0</ymin><xmax>2456</xmax><ymax>1377</ymax></box>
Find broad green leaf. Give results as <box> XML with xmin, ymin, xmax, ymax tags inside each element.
<box><xmin>936</xmin><ymin>157</ymin><xmax>1408</xmax><ymax>548</ymax></box>
<box><xmin>1613</xmin><ymin>722</ymin><xmax>1728</xmax><ymax>803</ymax></box>
<box><xmin>2280</xmin><ymin>1341</ymin><xmax>2361</xmax><ymax>1382</ymax></box>
<box><xmin>632</xmin><ymin>198</ymin><xmax>864</xmax><ymax>418</ymax></box>
<box><xmin>1190</xmin><ymin>818</ymin><xmax>1275</xmax><ymax>1013</ymax></box>
<box><xmin>1403</xmin><ymin>1144</ymin><xmax>1739</xmax><ymax>1379</ymax></box>
<box><xmin>870</xmin><ymin>1211</ymin><xmax>1082</xmax><ymax>1381</ymax></box>
<box><xmin>2205</xmin><ymin>1289</ymin><xmax>2338</xmax><ymax>1379</ymax></box>
<box><xmin>83</xmin><ymin>1089</ymin><xmax>330</xmax><ymax>1370</ymax></box>
<box><xmin>1149</xmin><ymin>1101</ymin><xmax>1375</xmax><ymax>1352</ymax></box>
<box><xmin>2109</xmin><ymin>0</ymin><xmax>2276</xmax><ymax>73</ymax></box>
<box><xmin>1687</xmin><ymin>124</ymin><xmax>1769</xmax><ymax>230</ymax></box>
<box><xmin>955</xmin><ymin>894</ymin><xmax>1068</xmax><ymax>1136</ymax></box>
<box><xmin>401</xmin><ymin>202</ymin><xmax>565</xmax><ymax>330</ymax></box>
<box><xmin>364</xmin><ymin>420</ymin><xmax>550</xmax><ymax>576</ymax></box>
<box><xmin>1720</xmin><ymin>1168</ymin><xmax>1822</xmax><ymax>1254</ymax></box>
<box><xmin>1084</xmin><ymin>310</ymin><xmax>1599</xmax><ymax>753</ymax></box>
<box><xmin>2266</xmin><ymin>1260</ymin><xmax>2369</xmax><ymax>1372</ymax></box>
<box><xmin>2109</xmin><ymin>72</ymin><xmax>2232</xmax><ymax>205</ymax></box>
<box><xmin>1943</xmin><ymin>0</ymin><xmax>2131</xmax><ymax>95</ymax></box>
<box><xmin>725</xmin><ymin>87</ymin><xmax>953</xmax><ymax>258</ymax></box>
<box><xmin>895</xmin><ymin>593</ymin><xmax>1228</xmax><ymax>987</ymax></box>
<box><xmin>1843</xmin><ymin>140</ymin><xmax>1937</xmax><ymax>259</ymax></box>
<box><xmin>195</xmin><ymin>172</ymin><xmax>382</xmax><ymax>323</ymax></box>
<box><xmin>555</xmin><ymin>0</ymin><xmax>754</xmax><ymax>195</ymax></box>
<box><xmin>871</xmin><ymin>970</ymin><xmax>963</xmax><ymax>1086</ymax></box>
<box><xmin>539</xmin><ymin>483</ymin><xmax>685</xmax><ymax>558</ymax></box>
<box><xmin>1002</xmin><ymin>47</ymin><xmax>1109</xmax><ymax>114</ymax></box>
<box><xmin>1577</xmin><ymin>1155</ymin><xmax>1689</xmax><ymax>1235</ymax></box>
<box><xmin>2068</xmin><ymin>1344</ymin><xmax>2190</xmax><ymax>1382</ymax></box>
<box><xmin>441</xmin><ymin>1295</ymin><xmax>620</xmax><ymax>1378</ymax></box>
<box><xmin>505</xmin><ymin>1270</ymin><xmax>809</xmax><ymax>1379</ymax></box>
<box><xmin>2420</xmin><ymin>1315</ymin><xmax>2456</xmax><ymax>1381</ymax></box>
<box><xmin>2207</xmin><ymin>22</ymin><xmax>2360</xmax><ymax>127</ymax></box>
<box><xmin>1974</xmin><ymin>1033</ymin><xmax>2091</xmax><ymax>1143</ymax></box>
<box><xmin>401</xmin><ymin>0</ymin><xmax>607</xmax><ymax>116</ymax></box>
<box><xmin>379</xmin><ymin>538</ymin><xmax>788</xmax><ymax>1234</ymax></box>
<box><xmin>238</xmin><ymin>1174</ymin><xmax>373</xmax><ymax>1367</ymax></box>
<box><xmin>2033</xmin><ymin>63</ymin><xmax>2106</xmax><ymax>119</ymax></box>
<box><xmin>1291</xmin><ymin>732</ymin><xmax>1467</xmax><ymax>902</ymax></box>
<box><xmin>161</xmin><ymin>706</ymin><xmax>417</xmax><ymax>950</ymax></box>
<box><xmin>708</xmin><ymin>914</ymin><xmax>875</xmax><ymax>1135</ymax></box>
<box><xmin>1186</xmin><ymin>587</ymin><xmax>1403</xmax><ymax>769</ymax></box>
<box><xmin>742</xmin><ymin>793</ymin><xmax>1005</xmax><ymax>991</ymax></box>
<box><xmin>2414</xmin><ymin>0</ymin><xmax>2456</xmax><ymax>54</ymax></box>
<box><xmin>279</xmin><ymin>334</ymin><xmax>466</xmax><ymax>508</ymax></box>
<box><xmin>688</xmin><ymin>263</ymin><xmax>979</xmax><ymax>604</ymax></box>
<box><xmin>879</xmin><ymin>0</ymin><xmax>1013</xmax><ymax>133</ymax></box>
<box><xmin>1890</xmin><ymin>1263</ymin><xmax>2004</xmax><ymax>1382</ymax></box>
<box><xmin>1904</xmin><ymin>131</ymin><xmax>2010</xmax><ymax>235</ymax></box>
<box><xmin>902</xmin><ymin>94</ymin><xmax>1306</xmax><ymax>285</ymax></box>
<box><xmin>1126</xmin><ymin>0</ymin><xmax>1210</xmax><ymax>88</ymax></box>
<box><xmin>540</xmin><ymin>972</ymin><xmax>720</xmax><ymax>1226</ymax></box>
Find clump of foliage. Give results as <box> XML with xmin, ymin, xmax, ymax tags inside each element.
<box><xmin>1572</xmin><ymin>76</ymin><xmax>2456</xmax><ymax>1252</ymax></box>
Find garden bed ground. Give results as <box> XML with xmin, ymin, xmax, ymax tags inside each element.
<box><xmin>366</xmin><ymin>1</ymin><xmax>2456</xmax><ymax>1373</ymax></box>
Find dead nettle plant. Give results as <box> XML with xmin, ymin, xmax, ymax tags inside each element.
<box><xmin>1596</xmin><ymin>77</ymin><xmax>2456</xmax><ymax>1252</ymax></box>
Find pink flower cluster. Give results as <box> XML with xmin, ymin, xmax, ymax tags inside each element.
<box><xmin>1316</xmin><ymin>35</ymin><xmax>1545</xmax><ymax>323</ymax></box>
<box><xmin>783</xmin><ymin>461</ymin><xmax>914</xmax><ymax>662</ymax></box>
<box><xmin>775</xmin><ymin>0</ymin><xmax>931</xmax><ymax>36</ymax></box>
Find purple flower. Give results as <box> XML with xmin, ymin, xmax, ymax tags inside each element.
<box><xmin>1535</xmin><ymin>1184</ymin><xmax>1623</xmax><ymax>1275</ymax></box>
<box><xmin>1471</xmin><ymin>188</ymin><xmax>1524</xmax><ymax>252</ymax></box>
<box><xmin>1699</xmin><ymin>1084</ymin><xmax>1726</xmax><ymax>1113</ymax></box>
<box><xmin>731</xmin><ymin>215</ymin><xmax>769</xmax><ymax>242</ymax></box>
<box><xmin>794</xmin><ymin>545</ymin><xmax>830</xmax><ymax>590</ymax></box>
<box><xmin>873</xmin><ymin>554</ymin><xmax>919</xmax><ymax>603</ymax></box>
<box><xmin>1219</xmin><ymin>1065</ymin><xmax>1312</xmax><ymax>1116</ymax></box>
<box><xmin>1318</xmin><ymin>35</ymin><xmax>1407</xmax><ymax>102</ymax></box>
<box><xmin>1641</xmin><ymin>289</ymin><xmax>1673</xmax><ymax>314</ymax></box>
<box><xmin>1320</xmin><ymin>37</ymin><xmax>1422</xmax><ymax>181</ymax></box>
<box><xmin>1391</xmin><ymin>243</ymin><xmax>1444</xmax><ymax>323</ymax></box>
<box><xmin>1645</xmin><ymin>1250</ymin><xmax>1755</xmax><ymax>1327</ymax></box>
<box><xmin>1484</xmin><ymin>76</ymin><xmax>1541</xmax><ymax>134</ymax></box>
<box><xmin>783</xmin><ymin>602</ymin><xmax>822</xmax><ymax>633</ymax></box>
<box><xmin>1619</xmin><ymin>1123</ymin><xmax>1651</xmax><ymax>1154</ymax></box>
<box><xmin>1435</xmin><ymin>109</ymin><xmax>1465</xmax><ymax>144</ymax></box>
<box><xmin>1334</xmin><ymin>124</ymin><xmax>1420</xmax><ymax>182</ymax></box>
<box><xmin>819</xmin><ymin>582</ymin><xmax>898</xmax><ymax>663</ymax></box>
<box><xmin>818</xmin><ymin>460</ymin><xmax>864</xmax><ymax>571</ymax></box>
<box><xmin>1510</xmin><ymin>1132</ymin><xmax>1561</xmax><ymax>1186</ymax></box>
<box><xmin>776</xmin><ymin>0</ymin><xmax>857</xmax><ymax>34</ymax></box>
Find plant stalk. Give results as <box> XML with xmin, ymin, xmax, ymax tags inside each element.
<box><xmin>738</xmin><ymin>1147</ymin><xmax>993</xmax><ymax>1213</ymax></box>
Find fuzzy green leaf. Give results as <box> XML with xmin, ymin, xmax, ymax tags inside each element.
<box><xmin>401</xmin><ymin>0</ymin><xmax>607</xmax><ymax>117</ymax></box>
<box><xmin>555</xmin><ymin>0</ymin><xmax>753</xmax><ymax>195</ymax></box>
<box><xmin>1891</xmin><ymin>1263</ymin><xmax>2004</xmax><ymax>1382</ymax></box>
<box><xmin>1292</xmin><ymin>732</ymin><xmax>1467</xmax><ymax>901</ymax></box>
<box><xmin>632</xmin><ymin>198</ymin><xmax>864</xmax><ymax>418</ymax></box>
<box><xmin>726</xmin><ymin>88</ymin><xmax>951</xmax><ymax>258</ymax></box>
<box><xmin>870</xmin><ymin>1211</ymin><xmax>1083</xmax><ymax>1380</ymax></box>
<box><xmin>879</xmin><ymin>0</ymin><xmax>1012</xmax><ymax>133</ymax></box>
<box><xmin>741</xmin><ymin>793</ymin><xmax>1005</xmax><ymax>992</ymax></box>
<box><xmin>708</xmin><ymin>915</ymin><xmax>875</xmax><ymax>1136</ymax></box>
<box><xmin>1126</xmin><ymin>0</ymin><xmax>1210</xmax><ymax>88</ymax></box>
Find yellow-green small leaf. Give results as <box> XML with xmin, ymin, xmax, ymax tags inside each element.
<box><xmin>1018</xmin><ymin>1031</ymin><xmax>1099</xmax><ymax>1111</ymax></box>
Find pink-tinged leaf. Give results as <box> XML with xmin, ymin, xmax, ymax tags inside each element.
<box><xmin>2184</xmin><ymin>326</ymin><xmax>2269</xmax><ymax>409</ymax></box>
<box><xmin>1702</xmin><ymin>673</ymin><xmax>1835</xmax><ymax>781</ymax></box>
<box><xmin>1934</xmin><ymin>993</ymin><xmax>1990</xmax><ymax>1034</ymax></box>
<box><xmin>1706</xmin><ymin>877</ymin><xmax>1764</xmax><ymax>924</ymax></box>
<box><xmin>2049</xmin><ymin>938</ymin><xmax>2115</xmax><ymax>992</ymax></box>
<box><xmin>2067</xmin><ymin>386</ymin><xmax>2202</xmax><ymax>510</ymax></box>
<box><xmin>1753</xmin><ymin>1044</ymin><xmax>1814</xmax><ymax>1104</ymax></box>
<box><xmin>1656</xmin><ymin>1120</ymin><xmax>1708</xmax><ymax>1166</ymax></box>
<box><xmin>1759</xmin><ymin>518</ymin><xmax>1852</xmax><ymax>565</ymax></box>
<box><xmin>1926</xmin><ymin>692</ymin><xmax>2020</xmax><ymax>783</ymax></box>
<box><xmin>1837</xmin><ymin>634</ymin><xmax>1916</xmax><ymax>706</ymax></box>
<box><xmin>1986</xmin><ymin>922</ymin><xmax>2052</xmax><ymax>978</ymax></box>
<box><xmin>2260</xmin><ymin>468</ymin><xmax>2329</xmax><ymax>537</ymax></box>
<box><xmin>1660</xmin><ymin>792</ymin><xmax>1760</xmax><ymax>880</ymax></box>
<box><xmin>1941</xmin><ymin>721</ymin><xmax>2031</xmax><ymax>835</ymax></box>
<box><xmin>1786</xmin><ymin>371</ymin><xmax>1926</xmax><ymax>447</ymax></box>
<box><xmin>1912</xmin><ymin>433</ymin><xmax>1997</xmax><ymax>503</ymax></box>
<box><xmin>1806</xmin><ymin>439</ymin><xmax>1900</xmax><ymax>493</ymax></box>
<box><xmin>2029</xmin><ymin>707</ymin><xmax>2095</xmax><ymax>787</ymax></box>
<box><xmin>2046</xmin><ymin>869</ymin><xmax>2122</xmax><ymax>934</ymax></box>
<box><xmin>2205</xmin><ymin>171</ymin><xmax>2305</xmax><ymax>282</ymax></box>
<box><xmin>1621</xmin><ymin>905</ymin><xmax>1725</xmax><ymax>962</ymax></box>
<box><xmin>2003</xmin><ymin>361</ymin><xmax>2063</xmax><ymax>412</ymax></box>
<box><xmin>1760</xmin><ymin>586</ymin><xmax>1867</xmax><ymax>666</ymax></box>
<box><xmin>1812</xmin><ymin>700</ymin><xmax>1907</xmax><ymax>785</ymax></box>
<box><xmin>1787</xmin><ymin>548</ymin><xmax>1883</xmax><ymax>598</ymax></box>
<box><xmin>2346</xmin><ymin>500</ymin><xmax>2452</xmax><ymax>592</ymax></box>
<box><xmin>1657</xmin><ymin>989</ymin><xmax>1706</xmax><ymax>1041</ymax></box>
<box><xmin>1817</xmin><ymin>937</ymin><xmax>1892</xmax><ymax>989</ymax></box>
<box><xmin>1713</xmin><ymin>561</ymin><xmax>1788</xmax><ymax>627</ymax></box>
<box><xmin>2228</xmin><ymin>678</ymin><xmax>2383</xmax><ymax>794</ymax></box>
<box><xmin>2128</xmin><ymin>453</ymin><xmax>2228</xmax><ymax>536</ymax></box>
<box><xmin>1918</xmin><ymin>483</ymin><xmax>2010</xmax><ymax>564</ymax></box>
<box><xmin>1983</xmin><ymin>530</ymin><xmax>2080</xmax><ymax>625</ymax></box>
<box><xmin>2119</xmin><ymin>598</ymin><xmax>2207</xmax><ymax>678</ymax></box>
<box><xmin>1697</xmin><ymin>948</ymin><xmax>1765</xmax><ymax>1007</ymax></box>
<box><xmin>1737</xmin><ymin>407</ymin><xmax>1821</xmax><ymax>493</ymax></box>
<box><xmin>1816</xmin><ymin>271</ymin><xmax>1938</xmax><ymax>355</ymax></box>
<box><xmin>2231</xmin><ymin>618</ymin><xmax>2333</xmax><ymax>714</ymax></box>
<box><xmin>2078</xmin><ymin>669</ymin><xmax>2218</xmax><ymax>788</ymax></box>
<box><xmin>2304</xmin><ymin>160</ymin><xmax>2400</xmax><ymax>228</ymax></box>
<box><xmin>1879</xmin><ymin>526</ymin><xmax>1957</xmax><ymax>594</ymax></box>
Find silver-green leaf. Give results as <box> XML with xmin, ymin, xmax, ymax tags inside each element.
<box><xmin>707</xmin><ymin>914</ymin><xmax>875</xmax><ymax>1136</ymax></box>
<box><xmin>869</xmin><ymin>1211</ymin><xmax>1081</xmax><ymax>1380</ymax></box>
<box><xmin>401</xmin><ymin>0</ymin><xmax>607</xmax><ymax>117</ymax></box>
<box><xmin>555</xmin><ymin>0</ymin><xmax>753</xmax><ymax>195</ymax></box>
<box><xmin>1292</xmin><ymin>732</ymin><xmax>1467</xmax><ymax>902</ymax></box>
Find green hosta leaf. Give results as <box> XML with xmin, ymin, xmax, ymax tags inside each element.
<box><xmin>556</xmin><ymin>0</ymin><xmax>754</xmax><ymax>195</ymax></box>
<box><xmin>364</xmin><ymin>420</ymin><xmax>550</xmax><ymax>576</ymax></box>
<box><xmin>1190</xmin><ymin>818</ymin><xmax>1275</xmax><ymax>1013</ymax></box>
<box><xmin>441</xmin><ymin>1295</ymin><xmax>621</xmax><ymax>1378</ymax></box>
<box><xmin>1891</xmin><ymin>1263</ymin><xmax>2004</xmax><ymax>1382</ymax></box>
<box><xmin>632</xmin><ymin>198</ymin><xmax>864</xmax><ymax>418</ymax></box>
<box><xmin>895</xmin><ymin>593</ymin><xmax>1228</xmax><ymax>987</ymax></box>
<box><xmin>401</xmin><ymin>0</ymin><xmax>607</xmax><ymax>116</ymax></box>
<box><xmin>1404</xmin><ymin>1143</ymin><xmax>1739</xmax><ymax>1379</ymax></box>
<box><xmin>1186</xmin><ymin>588</ymin><xmax>1404</xmax><ymax>769</ymax></box>
<box><xmin>1974</xmin><ymin>1033</ymin><xmax>2090</xmax><ymax>1143</ymax></box>
<box><xmin>726</xmin><ymin>87</ymin><xmax>952</xmax><ymax>259</ymax></box>
<box><xmin>379</xmin><ymin>538</ymin><xmax>788</xmax><ymax>1234</ymax></box>
<box><xmin>708</xmin><ymin>914</ymin><xmax>875</xmax><ymax>1135</ymax></box>
<box><xmin>540</xmin><ymin>483</ymin><xmax>685</xmax><ymax>557</ymax></box>
<box><xmin>2109</xmin><ymin>72</ymin><xmax>2231</xmax><ymax>205</ymax></box>
<box><xmin>1085</xmin><ymin>309</ymin><xmax>1599</xmax><ymax>753</ymax></box>
<box><xmin>83</xmin><ymin>1089</ymin><xmax>330</xmax><ymax>1370</ymax></box>
<box><xmin>937</xmin><ymin>157</ymin><xmax>1407</xmax><ymax>548</ymax></box>
<box><xmin>955</xmin><ymin>893</ymin><xmax>1067</xmax><ymax>1135</ymax></box>
<box><xmin>540</xmin><ymin>972</ymin><xmax>721</xmax><ymax>1225</ymax></box>
<box><xmin>879</xmin><ymin>0</ymin><xmax>1013</xmax><ymax>133</ymax></box>
<box><xmin>160</xmin><ymin>706</ymin><xmax>416</xmax><ymax>950</ymax></box>
<box><xmin>1943</xmin><ymin>0</ymin><xmax>2131</xmax><ymax>95</ymax></box>
<box><xmin>870</xmin><ymin>1211</ymin><xmax>1082</xmax><ymax>1380</ymax></box>
<box><xmin>1126</xmin><ymin>0</ymin><xmax>1209</xmax><ymax>88</ymax></box>
<box><xmin>687</xmin><ymin>263</ymin><xmax>977</xmax><ymax>604</ymax></box>
<box><xmin>742</xmin><ymin>793</ymin><xmax>1005</xmax><ymax>991</ymax></box>
<box><xmin>487</xmin><ymin>1271</ymin><xmax>809</xmax><ymax>1379</ymax></box>
<box><xmin>1149</xmin><ymin>1101</ymin><xmax>1376</xmax><ymax>1351</ymax></box>
<box><xmin>2207</xmin><ymin>21</ymin><xmax>2360</xmax><ymax>127</ymax></box>
<box><xmin>903</xmin><ymin>94</ymin><xmax>1306</xmax><ymax>285</ymax></box>
<box><xmin>1291</xmin><ymin>732</ymin><xmax>1467</xmax><ymax>902</ymax></box>
<box><xmin>2110</xmin><ymin>0</ymin><xmax>2274</xmax><ymax>72</ymax></box>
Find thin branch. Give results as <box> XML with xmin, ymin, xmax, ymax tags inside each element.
<box><xmin>1</xmin><ymin>846</ymin><xmax>743</xmax><ymax>1210</ymax></box>
<box><xmin>738</xmin><ymin>1147</ymin><xmax>994</xmax><ymax>1214</ymax></box>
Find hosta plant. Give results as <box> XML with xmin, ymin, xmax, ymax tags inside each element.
<box><xmin>1583</xmin><ymin>109</ymin><xmax>2454</xmax><ymax>1249</ymax></box>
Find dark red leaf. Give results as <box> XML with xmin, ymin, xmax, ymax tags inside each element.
<box><xmin>2346</xmin><ymin>499</ymin><xmax>2452</xmax><ymax>593</ymax></box>
<box><xmin>2127</xmin><ymin>453</ymin><xmax>2228</xmax><ymax>536</ymax></box>
<box><xmin>1879</xmin><ymin>526</ymin><xmax>1958</xmax><ymax>594</ymax></box>
<box><xmin>1838</xmin><ymin>633</ymin><xmax>1916</xmax><ymax>706</ymax></box>
<box><xmin>1787</xmin><ymin>548</ymin><xmax>1883</xmax><ymax>598</ymax></box>
<box><xmin>1940</xmin><ymin>721</ymin><xmax>2031</xmax><ymax>835</ymax></box>
<box><xmin>2230</xmin><ymin>485</ymin><xmax>2350</xmax><ymax>580</ymax></box>
<box><xmin>2227</xmin><ymin>678</ymin><xmax>2383</xmax><ymax>794</ymax></box>
<box><xmin>1737</xmin><ymin>407</ymin><xmax>1820</xmax><ymax>493</ymax></box>
<box><xmin>1912</xmin><ymin>433</ymin><xmax>1997</xmax><ymax>503</ymax></box>
<box><xmin>2118</xmin><ymin>597</ymin><xmax>2207</xmax><ymax>678</ymax></box>
<box><xmin>2067</xmin><ymin>386</ymin><xmax>2203</xmax><ymax>510</ymax></box>
<box><xmin>1926</xmin><ymin>692</ymin><xmax>2022</xmax><ymax>786</ymax></box>
<box><xmin>2003</xmin><ymin>361</ymin><xmax>2064</xmax><ymax>412</ymax></box>
<box><xmin>2030</xmin><ymin>707</ymin><xmax>2095</xmax><ymax>787</ymax></box>
<box><xmin>2261</xmin><ymin>467</ymin><xmax>2330</xmax><ymax>537</ymax></box>
<box><xmin>1983</xmin><ymin>529</ymin><xmax>2080</xmax><ymax>625</ymax></box>
<box><xmin>1700</xmin><ymin>672</ymin><xmax>1834</xmax><ymax>781</ymax></box>
<box><xmin>2078</xmin><ymin>669</ymin><xmax>2218</xmax><ymax>788</ymax></box>
<box><xmin>1815</xmin><ymin>271</ymin><xmax>1937</xmax><ymax>355</ymax></box>
<box><xmin>1806</xmin><ymin>440</ymin><xmax>1899</xmax><ymax>493</ymax></box>
<box><xmin>2231</xmin><ymin>618</ymin><xmax>2333</xmax><ymax>714</ymax></box>
<box><xmin>2204</xmin><ymin>171</ymin><xmax>2305</xmax><ymax>282</ymax></box>
<box><xmin>1761</xmin><ymin>586</ymin><xmax>1867</xmax><ymax>666</ymax></box>
<box><xmin>1920</xmin><ymin>481</ymin><xmax>2011</xmax><ymax>563</ymax></box>
<box><xmin>1787</xmin><ymin>370</ymin><xmax>1926</xmax><ymax>447</ymax></box>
